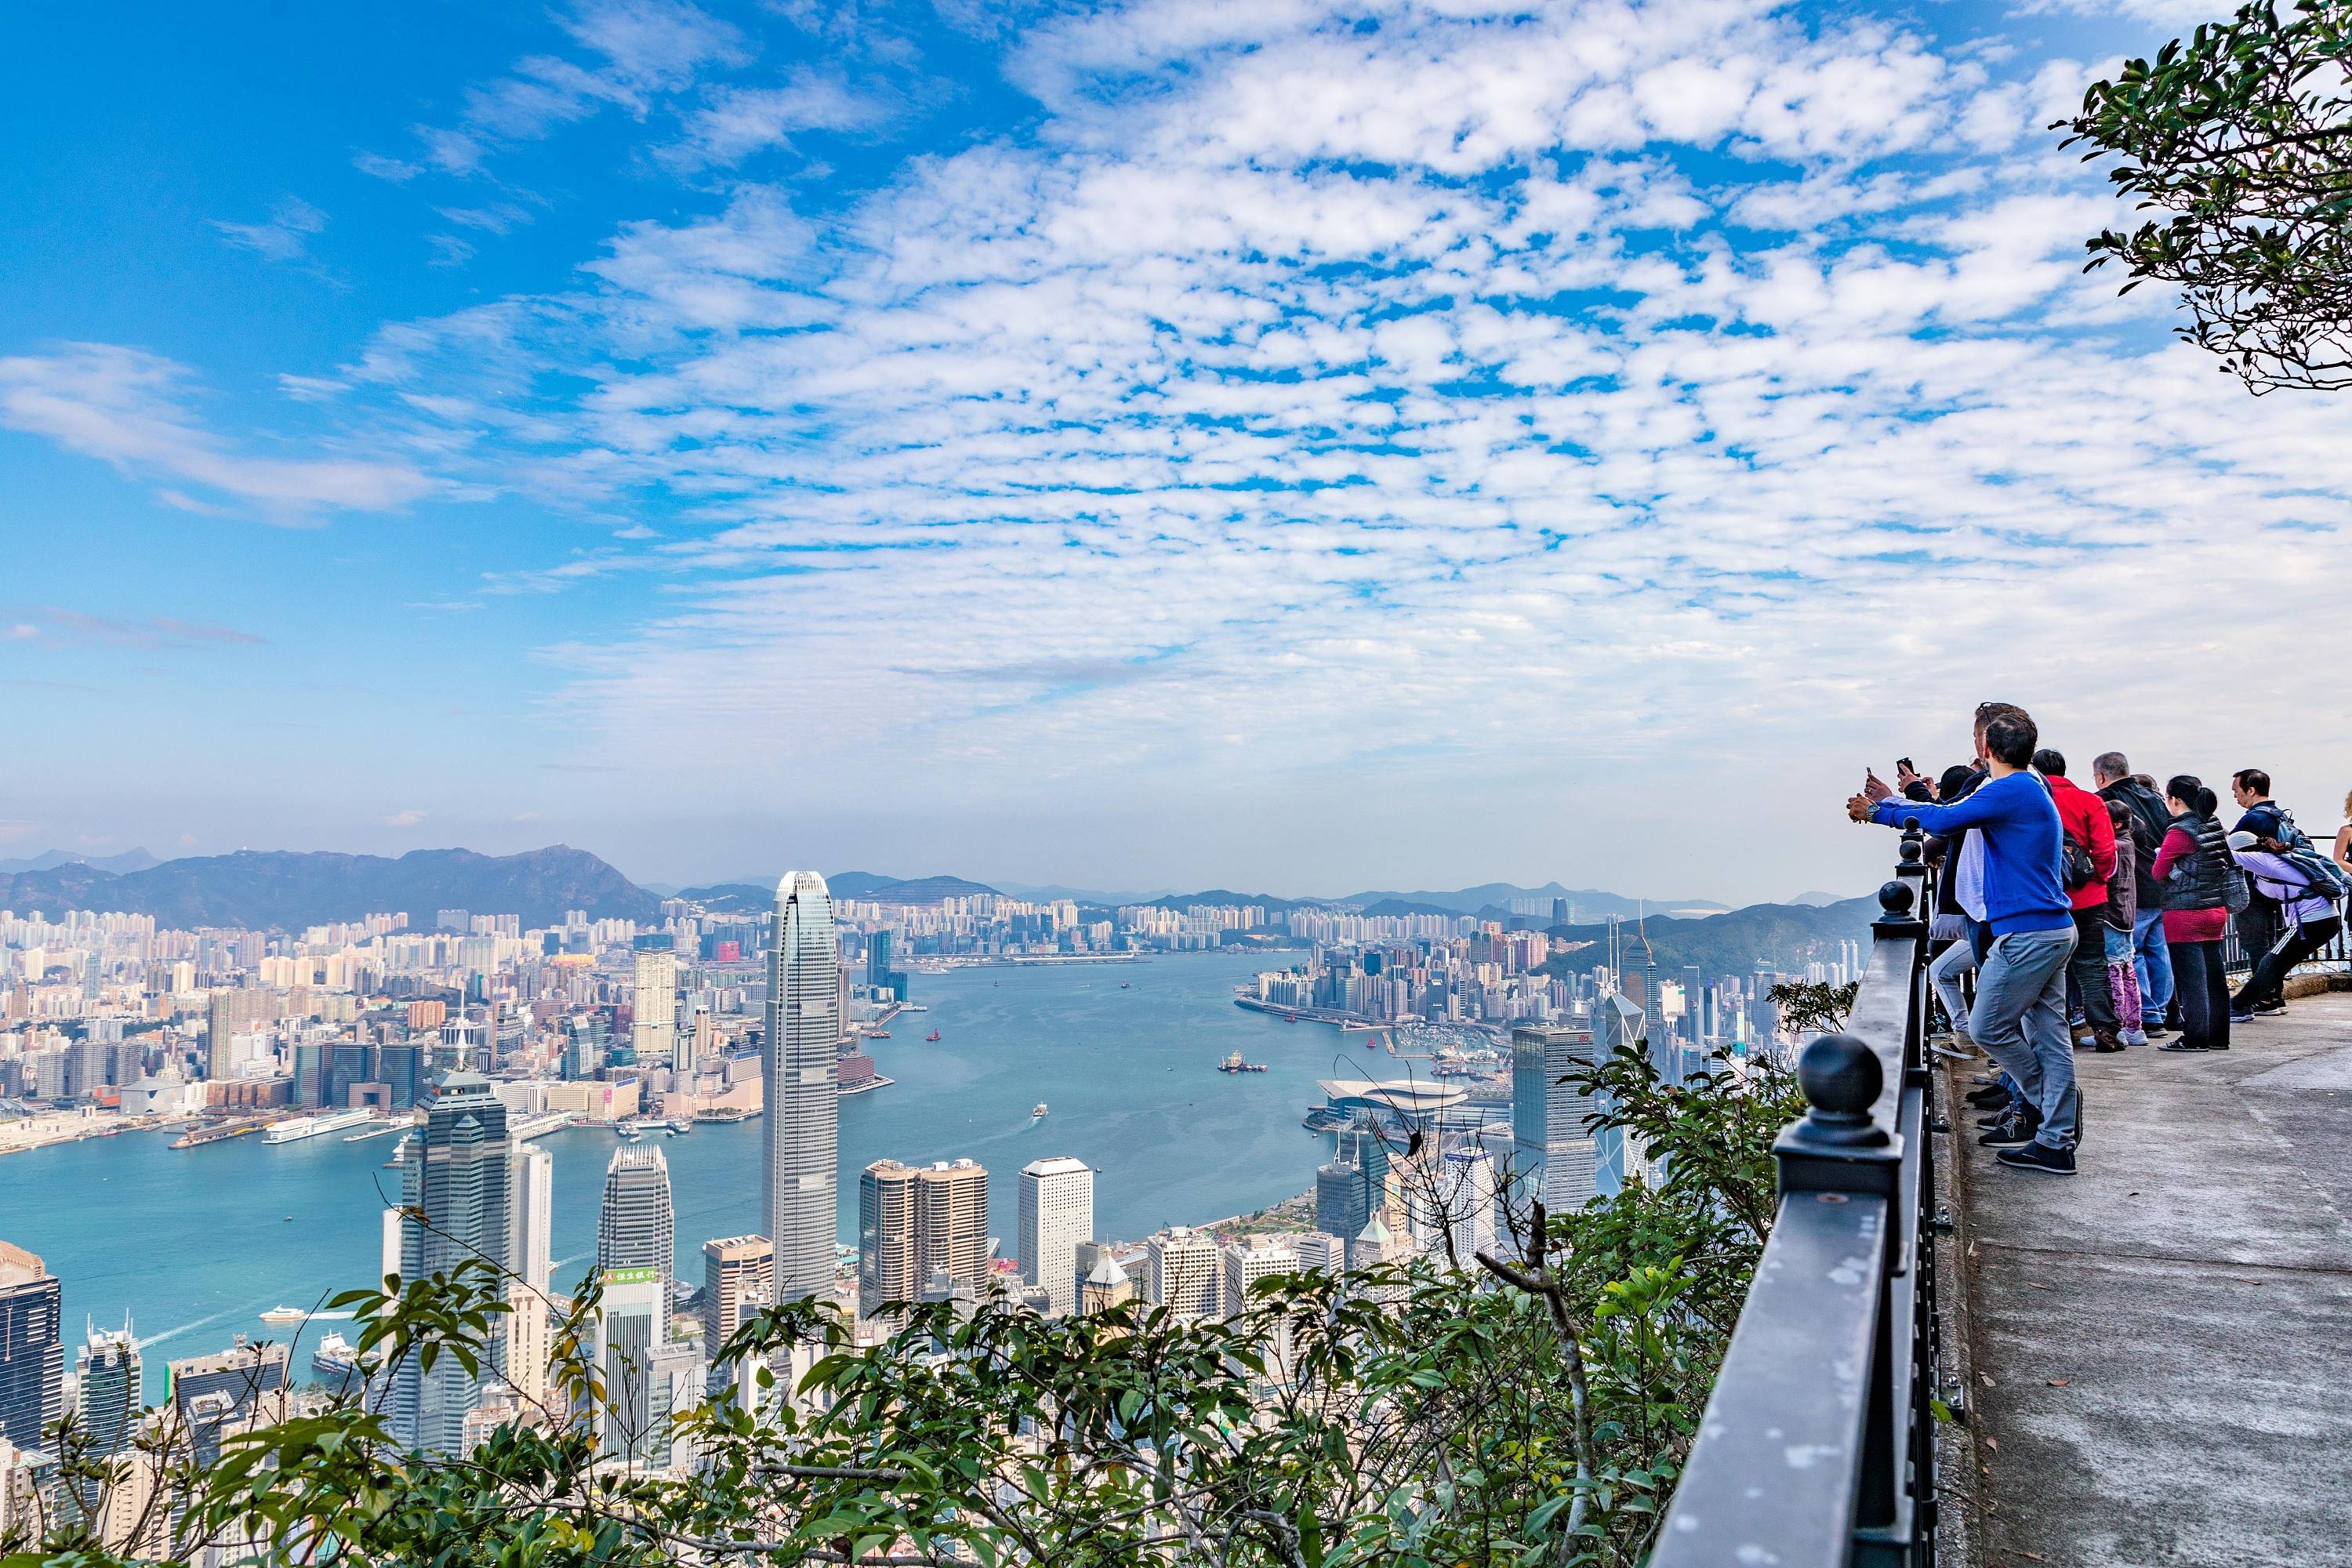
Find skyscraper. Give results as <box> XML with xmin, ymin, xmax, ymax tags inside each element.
<box><xmin>1512</xmin><ymin>1022</ymin><xmax>1604</xmax><ymax>1214</ymax></box>
<box><xmin>74</xmin><ymin>1319</ymin><xmax>140</xmax><ymax>1456</ymax></box>
<box><xmin>1018</xmin><ymin>1156</ymin><xmax>1093</xmax><ymax>1319</ymax></box>
<box><xmin>597</xmin><ymin>1145</ymin><xmax>677</xmax><ymax>1287</ymax></box>
<box><xmin>702</xmin><ymin>1236</ymin><xmax>774</xmax><ymax>1375</ymax></box>
<box><xmin>506</xmin><ymin>1142</ymin><xmax>555</xmax><ymax>1403</ymax></box>
<box><xmin>590</xmin><ymin>1267</ymin><xmax>667</xmax><ymax>1463</ymax></box>
<box><xmin>633</xmin><ymin>949</ymin><xmax>678</xmax><ymax>1076</ymax></box>
<box><xmin>0</xmin><ymin>1241</ymin><xmax>63</xmax><ymax>1451</ymax></box>
<box><xmin>765</xmin><ymin>870</ymin><xmax>840</xmax><ymax>1304</ymax></box>
<box><xmin>916</xmin><ymin>1159</ymin><xmax>990</xmax><ymax>1294</ymax></box>
<box><xmin>1145</xmin><ymin>1227</ymin><xmax>1221</xmax><ymax>1320</ymax></box>
<box><xmin>857</xmin><ymin>1159</ymin><xmax>920</xmax><ymax>1322</ymax></box>
<box><xmin>392</xmin><ymin>1073</ymin><xmax>512</xmax><ymax>1454</ymax></box>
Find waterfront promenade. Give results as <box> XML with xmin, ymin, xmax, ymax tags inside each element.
<box><xmin>1952</xmin><ymin>987</ymin><xmax>2352</xmax><ymax>1566</ymax></box>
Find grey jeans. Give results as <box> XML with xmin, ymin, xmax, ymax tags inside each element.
<box><xmin>1972</xmin><ymin>924</ymin><xmax>2079</xmax><ymax>1149</ymax></box>
<box><xmin>1930</xmin><ymin>939</ymin><xmax>1978</xmax><ymax>1034</ymax></box>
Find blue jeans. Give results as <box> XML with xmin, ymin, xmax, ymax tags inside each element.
<box><xmin>2132</xmin><ymin>909</ymin><xmax>2173</xmax><ymax>1017</ymax></box>
<box><xmin>1973</xmin><ymin>925</ymin><xmax>2079</xmax><ymax>1150</ymax></box>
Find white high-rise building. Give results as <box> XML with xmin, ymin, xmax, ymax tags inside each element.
<box><xmin>633</xmin><ymin>949</ymin><xmax>678</xmax><ymax>1075</ymax></box>
<box><xmin>1220</xmin><ymin>1238</ymin><xmax>1298</xmax><ymax>1321</ymax></box>
<box><xmin>1430</xmin><ymin>1147</ymin><xmax>1497</xmax><ymax>1268</ymax></box>
<box><xmin>765</xmin><ymin>871</ymin><xmax>840</xmax><ymax>1304</ymax></box>
<box><xmin>1145</xmin><ymin>1226</ymin><xmax>1221</xmax><ymax>1320</ymax></box>
<box><xmin>505</xmin><ymin>1142</ymin><xmax>555</xmax><ymax>1403</ymax></box>
<box><xmin>1017</xmin><ymin>1156</ymin><xmax>1094</xmax><ymax>1319</ymax></box>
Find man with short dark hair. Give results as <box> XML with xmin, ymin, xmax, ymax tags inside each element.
<box><xmin>2095</xmin><ymin>751</ymin><xmax>2174</xmax><ymax>1038</ymax></box>
<box><xmin>1851</xmin><ymin>709</ymin><xmax>2079</xmax><ymax>1174</ymax></box>
<box><xmin>2233</xmin><ymin>768</ymin><xmax>2300</xmax><ymax>1015</ymax></box>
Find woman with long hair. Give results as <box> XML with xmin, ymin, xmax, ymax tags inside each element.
<box><xmin>2149</xmin><ymin>775</ymin><xmax>2233</xmax><ymax>1051</ymax></box>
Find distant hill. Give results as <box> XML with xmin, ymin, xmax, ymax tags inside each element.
<box><xmin>0</xmin><ymin>846</ymin><xmax>657</xmax><ymax>930</ymax></box>
<box><xmin>1785</xmin><ymin>890</ymin><xmax>1854</xmax><ymax>907</ymax></box>
<box><xmin>841</xmin><ymin>874</ymin><xmax>1000</xmax><ymax>905</ymax></box>
<box><xmin>1540</xmin><ymin>897</ymin><xmax>1878</xmax><ymax>982</ymax></box>
<box><xmin>673</xmin><ymin>882</ymin><xmax>775</xmax><ymax>914</ymax></box>
<box><xmin>1341</xmin><ymin>881</ymin><xmax>1732</xmax><ymax>919</ymax></box>
<box><xmin>1356</xmin><ymin>897</ymin><xmax>1472</xmax><ymax>919</ymax></box>
<box><xmin>0</xmin><ymin>848</ymin><xmax>160</xmax><ymax>874</ymax></box>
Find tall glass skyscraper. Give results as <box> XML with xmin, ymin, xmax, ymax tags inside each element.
<box><xmin>765</xmin><ymin>870</ymin><xmax>840</xmax><ymax>1304</ymax></box>
<box><xmin>597</xmin><ymin>1144</ymin><xmax>677</xmax><ymax>1286</ymax></box>
<box><xmin>392</xmin><ymin>1073</ymin><xmax>512</xmax><ymax>1453</ymax></box>
<box><xmin>0</xmin><ymin>1240</ymin><xmax>63</xmax><ymax>1451</ymax></box>
<box><xmin>74</xmin><ymin>1319</ymin><xmax>140</xmax><ymax>1454</ymax></box>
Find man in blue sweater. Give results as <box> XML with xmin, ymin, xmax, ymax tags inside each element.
<box><xmin>1849</xmin><ymin>710</ymin><xmax>2080</xmax><ymax>1174</ymax></box>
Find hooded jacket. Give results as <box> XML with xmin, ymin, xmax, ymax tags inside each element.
<box><xmin>2045</xmin><ymin>774</ymin><xmax>2118</xmax><ymax>914</ymax></box>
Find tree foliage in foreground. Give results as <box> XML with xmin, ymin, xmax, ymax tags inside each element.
<box><xmin>2060</xmin><ymin>0</ymin><xmax>2352</xmax><ymax>392</ymax></box>
<box><xmin>3</xmin><ymin>1040</ymin><xmax>1803</xmax><ymax>1568</ymax></box>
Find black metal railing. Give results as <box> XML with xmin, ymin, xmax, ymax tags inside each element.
<box><xmin>1653</xmin><ymin>826</ymin><xmax>1943</xmax><ymax>1568</ymax></box>
<box><xmin>2221</xmin><ymin>911</ymin><xmax>2352</xmax><ymax>979</ymax></box>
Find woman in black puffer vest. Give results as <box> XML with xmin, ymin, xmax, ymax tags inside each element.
<box><xmin>2151</xmin><ymin>776</ymin><xmax>2234</xmax><ymax>1052</ymax></box>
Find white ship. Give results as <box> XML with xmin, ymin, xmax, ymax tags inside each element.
<box><xmin>1033</xmin><ymin>1102</ymin><xmax>1049</xmax><ymax>1120</ymax></box>
<box><xmin>264</xmin><ymin>1108</ymin><xmax>376</xmax><ymax>1144</ymax></box>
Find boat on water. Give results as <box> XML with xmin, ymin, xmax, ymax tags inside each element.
<box><xmin>618</xmin><ymin>1121</ymin><xmax>648</xmax><ymax>1141</ymax></box>
<box><xmin>260</xmin><ymin>1305</ymin><xmax>306</xmax><ymax>1325</ymax></box>
<box><xmin>1218</xmin><ymin>1051</ymin><xmax>1268</xmax><ymax>1074</ymax></box>
<box><xmin>925</xmin><ymin>1030</ymin><xmax>942</xmax><ymax>1042</ymax></box>
<box><xmin>1120</xmin><ymin>981</ymin><xmax>1131</xmax><ymax>989</ymax></box>
<box><xmin>1033</xmin><ymin>1103</ymin><xmax>1049</xmax><ymax>1120</ymax></box>
<box><xmin>869</xmin><ymin>1030</ymin><xmax>891</xmax><ymax>1039</ymax></box>
<box><xmin>666</xmin><ymin>1119</ymin><xmax>691</xmax><ymax>1136</ymax></box>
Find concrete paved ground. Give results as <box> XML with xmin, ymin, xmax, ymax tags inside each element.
<box><xmin>1958</xmin><ymin>988</ymin><xmax>2352</xmax><ymax>1567</ymax></box>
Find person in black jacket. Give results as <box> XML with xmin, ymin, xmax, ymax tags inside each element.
<box><xmin>2230</xmin><ymin>768</ymin><xmax>2291</xmax><ymax>1015</ymax></box>
<box><xmin>2094</xmin><ymin>753</ymin><xmax>2175</xmax><ymax>1036</ymax></box>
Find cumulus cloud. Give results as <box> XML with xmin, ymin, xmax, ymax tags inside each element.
<box><xmin>385</xmin><ymin>808</ymin><xmax>426</xmax><ymax>827</ymax></box>
<box><xmin>0</xmin><ymin>344</ymin><xmax>433</xmax><ymax>520</ymax></box>
<box><xmin>218</xmin><ymin>0</ymin><xmax>2352</xmax><ymax>864</ymax></box>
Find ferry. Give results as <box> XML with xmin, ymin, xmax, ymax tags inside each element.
<box><xmin>264</xmin><ymin>1107</ymin><xmax>376</xmax><ymax>1145</ymax></box>
<box><xmin>869</xmin><ymin>1030</ymin><xmax>891</xmax><ymax>1040</ymax></box>
<box><xmin>1218</xmin><ymin>1052</ymin><xmax>1269</xmax><ymax>1074</ymax></box>
<box><xmin>1120</xmin><ymin>981</ymin><xmax>1131</xmax><ymax>989</ymax></box>
<box><xmin>666</xmin><ymin>1119</ymin><xmax>692</xmax><ymax>1137</ymax></box>
<box><xmin>259</xmin><ymin>1305</ymin><xmax>307</xmax><ymax>1326</ymax></box>
<box><xmin>618</xmin><ymin>1120</ymin><xmax>649</xmax><ymax>1141</ymax></box>
<box><xmin>1033</xmin><ymin>1103</ymin><xmax>1049</xmax><ymax>1120</ymax></box>
<box><xmin>925</xmin><ymin>1030</ymin><xmax>942</xmax><ymax>1042</ymax></box>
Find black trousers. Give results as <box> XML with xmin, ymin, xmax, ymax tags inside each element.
<box><xmin>2172</xmin><ymin>938</ymin><xmax>2233</xmax><ymax>1051</ymax></box>
<box><xmin>2235</xmin><ymin>893</ymin><xmax>2279</xmax><ymax>989</ymax></box>
<box><xmin>2067</xmin><ymin>907</ymin><xmax>2118</xmax><ymax>1032</ymax></box>
<box><xmin>2234</xmin><ymin>916</ymin><xmax>2343</xmax><ymax>1012</ymax></box>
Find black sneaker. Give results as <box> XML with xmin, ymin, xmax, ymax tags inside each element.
<box><xmin>1996</xmin><ymin>1142</ymin><xmax>2076</xmax><ymax>1176</ymax></box>
<box><xmin>2253</xmin><ymin>1000</ymin><xmax>2287</xmax><ymax>1016</ymax></box>
<box><xmin>2158</xmin><ymin>1037</ymin><xmax>2203</xmax><ymax>1052</ymax></box>
<box><xmin>1976</xmin><ymin>1109</ymin><xmax>2015</xmax><ymax>1129</ymax></box>
<box><xmin>1966</xmin><ymin>1084</ymin><xmax>2011</xmax><ymax>1109</ymax></box>
<box><xmin>2143</xmin><ymin>1021</ymin><xmax>2171</xmax><ymax>1039</ymax></box>
<box><xmin>1979</xmin><ymin>1110</ymin><xmax>2039</xmax><ymax>1149</ymax></box>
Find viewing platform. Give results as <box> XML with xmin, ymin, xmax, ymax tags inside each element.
<box><xmin>1947</xmin><ymin>985</ymin><xmax>2352</xmax><ymax>1566</ymax></box>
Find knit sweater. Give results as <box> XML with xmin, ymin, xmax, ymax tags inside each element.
<box><xmin>1871</xmin><ymin>771</ymin><xmax>2071</xmax><ymax>935</ymax></box>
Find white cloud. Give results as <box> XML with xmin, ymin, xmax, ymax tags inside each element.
<box><xmin>658</xmin><ymin>71</ymin><xmax>894</xmax><ymax>169</ymax></box>
<box><xmin>0</xmin><ymin>344</ymin><xmax>434</xmax><ymax>519</ymax></box>
<box><xmin>162</xmin><ymin>0</ymin><xmax>2352</xmax><ymax>887</ymax></box>
<box><xmin>386</xmin><ymin>808</ymin><xmax>426</xmax><ymax>827</ymax></box>
<box><xmin>212</xmin><ymin>196</ymin><xmax>328</xmax><ymax>263</ymax></box>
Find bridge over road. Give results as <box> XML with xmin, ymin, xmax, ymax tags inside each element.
<box><xmin>1952</xmin><ymin>985</ymin><xmax>2352</xmax><ymax>1567</ymax></box>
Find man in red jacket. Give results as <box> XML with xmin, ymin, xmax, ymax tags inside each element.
<box><xmin>2038</xmin><ymin>749</ymin><xmax>2122</xmax><ymax>1051</ymax></box>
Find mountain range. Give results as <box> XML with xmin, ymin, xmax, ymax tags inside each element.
<box><xmin>0</xmin><ymin>847</ymin><xmax>657</xmax><ymax>930</ymax></box>
<box><xmin>1539</xmin><ymin>896</ymin><xmax>1878</xmax><ymax>982</ymax></box>
<box><xmin>0</xmin><ymin>845</ymin><xmax>1864</xmax><ymax>938</ymax></box>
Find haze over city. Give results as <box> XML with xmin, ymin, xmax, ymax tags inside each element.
<box><xmin>7</xmin><ymin>0</ymin><xmax>2348</xmax><ymax>903</ymax></box>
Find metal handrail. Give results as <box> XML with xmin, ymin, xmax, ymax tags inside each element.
<box><xmin>1653</xmin><ymin>829</ymin><xmax>1940</xmax><ymax>1568</ymax></box>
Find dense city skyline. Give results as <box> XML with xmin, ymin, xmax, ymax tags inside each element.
<box><xmin>9</xmin><ymin>0</ymin><xmax>2350</xmax><ymax>905</ymax></box>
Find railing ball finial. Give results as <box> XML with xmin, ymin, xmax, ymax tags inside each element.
<box><xmin>1795</xmin><ymin>1032</ymin><xmax>1889</xmax><ymax>1147</ymax></box>
<box><xmin>1877</xmin><ymin>879</ymin><xmax>1914</xmax><ymax>918</ymax></box>
<box><xmin>1897</xmin><ymin>815</ymin><xmax>1924</xmax><ymax>868</ymax></box>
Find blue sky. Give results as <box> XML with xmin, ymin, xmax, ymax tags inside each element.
<box><xmin>4</xmin><ymin>0</ymin><xmax>2346</xmax><ymax>903</ymax></box>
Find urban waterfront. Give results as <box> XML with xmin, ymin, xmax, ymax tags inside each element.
<box><xmin>1</xmin><ymin>952</ymin><xmax>1380</xmax><ymax>1400</ymax></box>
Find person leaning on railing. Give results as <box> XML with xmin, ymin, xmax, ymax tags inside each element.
<box><xmin>2149</xmin><ymin>777</ymin><xmax>2234</xmax><ymax>1054</ymax></box>
<box><xmin>2226</xmin><ymin>833</ymin><xmax>2345</xmax><ymax>1025</ymax></box>
<box><xmin>1851</xmin><ymin>707</ymin><xmax>2081</xmax><ymax>1175</ymax></box>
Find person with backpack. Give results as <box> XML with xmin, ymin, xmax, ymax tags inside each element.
<box><xmin>2227</xmin><ymin>832</ymin><xmax>2348</xmax><ymax>1022</ymax></box>
<box><xmin>2037</xmin><ymin>750</ymin><xmax>2121</xmax><ymax>1052</ymax></box>
<box><xmin>2096</xmin><ymin>755</ymin><xmax>2177</xmax><ymax>1036</ymax></box>
<box><xmin>2150</xmin><ymin>776</ymin><xmax>2238</xmax><ymax>1053</ymax></box>
<box><xmin>2230</xmin><ymin>768</ymin><xmax>2288</xmax><ymax>1011</ymax></box>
